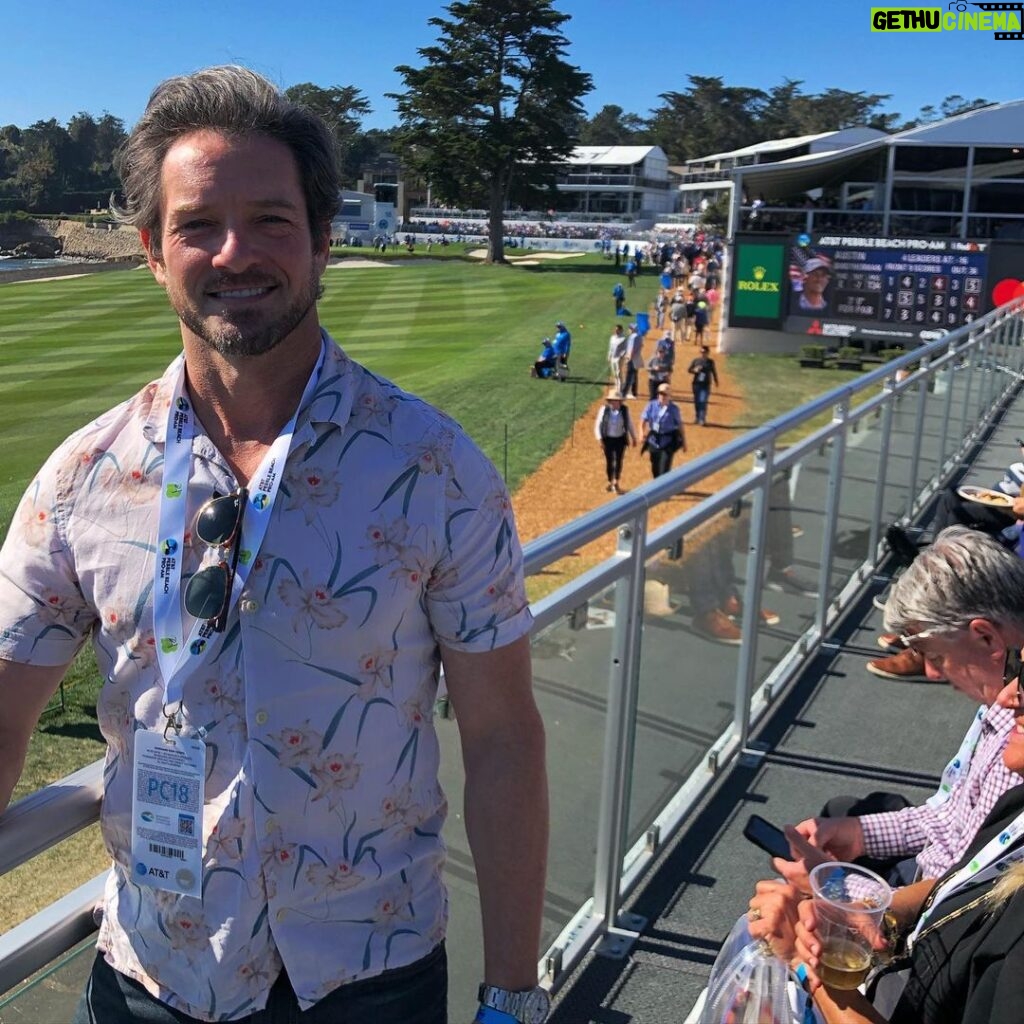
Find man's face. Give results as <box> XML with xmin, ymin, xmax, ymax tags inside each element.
<box><xmin>804</xmin><ymin>267</ymin><xmax>830</xmax><ymax>298</ymax></box>
<box><xmin>908</xmin><ymin>620</ymin><xmax>1007</xmax><ymax>703</ymax></box>
<box><xmin>142</xmin><ymin>130</ymin><xmax>328</xmax><ymax>358</ymax></box>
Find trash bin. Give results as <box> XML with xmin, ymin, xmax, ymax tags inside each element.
<box><xmin>635</xmin><ymin>312</ymin><xmax>650</xmax><ymax>335</ymax></box>
<box><xmin>660</xmin><ymin>272</ymin><xmax>673</xmax><ymax>291</ymax></box>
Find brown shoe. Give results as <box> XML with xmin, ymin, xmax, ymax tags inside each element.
<box><xmin>722</xmin><ymin>595</ymin><xmax>780</xmax><ymax>627</ymax></box>
<box><xmin>877</xmin><ymin>633</ymin><xmax>901</xmax><ymax>653</ymax></box>
<box><xmin>866</xmin><ymin>648</ymin><xmax>932</xmax><ymax>681</ymax></box>
<box><xmin>694</xmin><ymin>609</ymin><xmax>742</xmax><ymax>645</ymax></box>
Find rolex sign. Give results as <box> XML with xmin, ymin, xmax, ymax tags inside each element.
<box><xmin>733</xmin><ymin>243</ymin><xmax>785</xmax><ymax>320</ymax></box>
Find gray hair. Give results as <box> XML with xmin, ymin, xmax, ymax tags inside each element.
<box><xmin>112</xmin><ymin>65</ymin><xmax>340</xmax><ymax>252</ymax></box>
<box><xmin>884</xmin><ymin>525</ymin><xmax>1024</xmax><ymax>635</ymax></box>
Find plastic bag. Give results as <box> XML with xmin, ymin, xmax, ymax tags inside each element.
<box><xmin>698</xmin><ymin>915</ymin><xmax>821</xmax><ymax>1024</ymax></box>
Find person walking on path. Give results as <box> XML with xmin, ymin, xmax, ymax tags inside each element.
<box><xmin>623</xmin><ymin>325</ymin><xmax>644</xmax><ymax>399</ymax></box>
<box><xmin>607</xmin><ymin>324</ymin><xmax>628</xmax><ymax>394</ymax></box>
<box><xmin>688</xmin><ymin>344</ymin><xmax>720</xmax><ymax>425</ymax></box>
<box><xmin>0</xmin><ymin>65</ymin><xmax>549</xmax><ymax>1024</ymax></box>
<box><xmin>594</xmin><ymin>391</ymin><xmax>637</xmax><ymax>494</ymax></box>
<box><xmin>641</xmin><ymin>384</ymin><xmax>686</xmax><ymax>478</ymax></box>
<box><xmin>669</xmin><ymin>291</ymin><xmax>686</xmax><ymax>344</ymax></box>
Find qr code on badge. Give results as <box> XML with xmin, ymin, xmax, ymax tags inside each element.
<box><xmin>177</xmin><ymin>814</ymin><xmax>195</xmax><ymax>838</ymax></box>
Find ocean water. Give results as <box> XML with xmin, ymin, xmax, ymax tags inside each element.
<box><xmin>0</xmin><ymin>257</ymin><xmax>79</xmax><ymax>274</ymax></box>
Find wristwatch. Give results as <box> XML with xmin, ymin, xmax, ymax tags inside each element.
<box><xmin>477</xmin><ymin>983</ymin><xmax>551</xmax><ymax>1023</ymax></box>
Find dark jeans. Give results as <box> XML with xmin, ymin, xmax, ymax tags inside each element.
<box><xmin>72</xmin><ymin>944</ymin><xmax>447</xmax><ymax>1024</ymax></box>
<box><xmin>693</xmin><ymin>386</ymin><xmax>709</xmax><ymax>424</ymax></box>
<box><xmin>650</xmin><ymin>445</ymin><xmax>674</xmax><ymax>478</ymax></box>
<box><xmin>601</xmin><ymin>436</ymin><xmax>627</xmax><ymax>482</ymax></box>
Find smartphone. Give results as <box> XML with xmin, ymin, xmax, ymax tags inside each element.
<box><xmin>743</xmin><ymin>814</ymin><xmax>792</xmax><ymax>861</ymax></box>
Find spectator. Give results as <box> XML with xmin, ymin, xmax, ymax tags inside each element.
<box><xmin>552</xmin><ymin>320</ymin><xmax>572</xmax><ymax>380</ymax></box>
<box><xmin>641</xmin><ymin>384</ymin><xmax>685</xmax><ymax>478</ymax></box>
<box><xmin>688</xmin><ymin>344</ymin><xmax>719</xmax><ymax>425</ymax></box>
<box><xmin>594</xmin><ymin>391</ymin><xmax>637</xmax><ymax>494</ymax></box>
<box><xmin>623</xmin><ymin>325</ymin><xmax>645</xmax><ymax>400</ymax></box>
<box><xmin>607</xmin><ymin>325</ymin><xmax>628</xmax><ymax>394</ymax></box>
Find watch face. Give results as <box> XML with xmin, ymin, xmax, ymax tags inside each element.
<box><xmin>522</xmin><ymin>988</ymin><xmax>551</xmax><ymax>1023</ymax></box>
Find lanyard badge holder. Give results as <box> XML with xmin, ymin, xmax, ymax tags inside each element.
<box><xmin>130</xmin><ymin>340</ymin><xmax>326</xmax><ymax>895</ymax></box>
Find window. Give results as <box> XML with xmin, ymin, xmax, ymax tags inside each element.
<box><xmin>894</xmin><ymin>146</ymin><xmax>969</xmax><ymax>177</ymax></box>
<box><xmin>972</xmin><ymin>147</ymin><xmax>1024</xmax><ymax>181</ymax></box>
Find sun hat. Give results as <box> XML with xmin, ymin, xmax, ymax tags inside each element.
<box><xmin>657</xmin><ymin>383</ymin><xmax>671</xmax><ymax>394</ymax></box>
<box><xmin>606</xmin><ymin>389</ymin><xmax>624</xmax><ymax>400</ymax></box>
<box><xmin>803</xmin><ymin>256</ymin><xmax>832</xmax><ymax>274</ymax></box>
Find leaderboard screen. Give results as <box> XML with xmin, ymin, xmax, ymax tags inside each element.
<box><xmin>783</xmin><ymin>235</ymin><xmax>989</xmax><ymax>345</ymax></box>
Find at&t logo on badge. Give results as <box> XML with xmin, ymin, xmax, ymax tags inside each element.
<box><xmin>252</xmin><ymin>492</ymin><xmax>269</xmax><ymax>510</ymax></box>
<box><xmin>189</xmin><ymin>639</ymin><xmax>207</xmax><ymax>656</ymax></box>
<box><xmin>161</xmin><ymin>538</ymin><xmax>178</xmax><ymax>556</ymax></box>
<box><xmin>176</xmin><ymin>397</ymin><xmax>190</xmax><ymax>411</ymax></box>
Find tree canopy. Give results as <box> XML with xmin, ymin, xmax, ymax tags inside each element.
<box><xmin>389</xmin><ymin>0</ymin><xmax>592</xmax><ymax>262</ymax></box>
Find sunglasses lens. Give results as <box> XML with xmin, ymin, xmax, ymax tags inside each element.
<box><xmin>184</xmin><ymin>565</ymin><xmax>229</xmax><ymax>621</ymax></box>
<box><xmin>195</xmin><ymin>494</ymin><xmax>242</xmax><ymax>546</ymax></box>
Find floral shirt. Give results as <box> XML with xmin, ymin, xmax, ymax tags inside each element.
<box><xmin>0</xmin><ymin>337</ymin><xmax>532</xmax><ymax>1021</ymax></box>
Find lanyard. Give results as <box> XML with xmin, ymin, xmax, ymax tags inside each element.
<box><xmin>153</xmin><ymin>338</ymin><xmax>325</xmax><ymax>713</ymax></box>
<box><xmin>924</xmin><ymin>704</ymin><xmax>987</xmax><ymax>809</ymax></box>
<box><xmin>908</xmin><ymin>804</ymin><xmax>1024</xmax><ymax>947</ymax></box>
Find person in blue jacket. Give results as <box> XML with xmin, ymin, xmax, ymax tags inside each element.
<box><xmin>552</xmin><ymin>321</ymin><xmax>572</xmax><ymax>379</ymax></box>
<box><xmin>531</xmin><ymin>337</ymin><xmax>557</xmax><ymax>378</ymax></box>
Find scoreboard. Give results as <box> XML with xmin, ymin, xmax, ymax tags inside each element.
<box><xmin>784</xmin><ymin>236</ymin><xmax>989</xmax><ymax>346</ymax></box>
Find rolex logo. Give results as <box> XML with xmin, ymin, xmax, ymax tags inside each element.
<box><xmin>753</xmin><ymin>266</ymin><xmax>766</xmax><ymax>281</ymax></box>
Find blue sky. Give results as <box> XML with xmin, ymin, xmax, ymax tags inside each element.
<box><xmin>4</xmin><ymin>0</ymin><xmax>1022</xmax><ymax>133</ymax></box>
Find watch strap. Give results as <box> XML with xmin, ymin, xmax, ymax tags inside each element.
<box><xmin>474</xmin><ymin>1007</ymin><xmax>518</xmax><ymax>1024</ymax></box>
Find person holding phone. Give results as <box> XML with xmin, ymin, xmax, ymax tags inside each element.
<box><xmin>742</xmin><ymin>527</ymin><xmax>1024</xmax><ymax>1022</ymax></box>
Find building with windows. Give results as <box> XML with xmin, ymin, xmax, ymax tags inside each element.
<box><xmin>553</xmin><ymin>145</ymin><xmax>673</xmax><ymax>221</ymax></box>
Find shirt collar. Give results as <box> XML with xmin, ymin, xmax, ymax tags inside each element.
<box><xmin>984</xmin><ymin>703</ymin><xmax>1017</xmax><ymax>734</ymax></box>
<box><xmin>143</xmin><ymin>332</ymin><xmax>356</xmax><ymax>445</ymax></box>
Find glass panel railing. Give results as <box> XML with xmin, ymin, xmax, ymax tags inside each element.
<box><xmin>628</xmin><ymin>523</ymin><xmax>741</xmax><ymax>847</ymax></box>
<box><xmin>0</xmin><ymin>935</ymin><xmax>96</xmax><ymax>1019</ymax></box>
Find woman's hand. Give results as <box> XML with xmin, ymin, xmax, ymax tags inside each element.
<box><xmin>746</xmin><ymin>880</ymin><xmax>803</xmax><ymax>963</ymax></box>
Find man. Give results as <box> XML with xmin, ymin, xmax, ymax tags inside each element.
<box><xmin>687</xmin><ymin>344</ymin><xmax>719</xmax><ymax>425</ymax></box>
<box><xmin>622</xmin><ymin>324</ymin><xmax>644</xmax><ymax>400</ymax></box>
<box><xmin>612</xmin><ymin>280</ymin><xmax>625</xmax><ymax>314</ymax></box>
<box><xmin>774</xmin><ymin>526</ymin><xmax>1021</xmax><ymax>891</ymax></box>
<box><xmin>552</xmin><ymin>320</ymin><xmax>571</xmax><ymax>380</ymax></box>
<box><xmin>607</xmin><ymin>324</ymin><xmax>627</xmax><ymax>394</ymax></box>
<box><xmin>0</xmin><ymin>67</ymin><xmax>549</xmax><ymax>1024</ymax></box>
<box><xmin>796</xmin><ymin>256</ymin><xmax>831</xmax><ymax>312</ymax></box>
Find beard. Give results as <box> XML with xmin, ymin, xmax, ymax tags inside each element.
<box><xmin>173</xmin><ymin>257</ymin><xmax>323</xmax><ymax>358</ymax></box>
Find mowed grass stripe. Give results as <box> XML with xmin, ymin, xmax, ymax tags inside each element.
<box><xmin>0</xmin><ymin>256</ymin><xmax>633</xmax><ymax>538</ymax></box>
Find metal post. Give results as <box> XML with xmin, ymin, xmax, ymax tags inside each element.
<box><xmin>593</xmin><ymin>515</ymin><xmax>648</xmax><ymax>958</ymax></box>
<box><xmin>936</xmin><ymin>344</ymin><xmax>957</xmax><ymax>478</ymax></box>
<box><xmin>957</xmin><ymin>336</ymin><xmax>977</xmax><ymax>461</ymax></box>
<box><xmin>736</xmin><ymin>445</ymin><xmax>773</xmax><ymax>751</ymax></box>
<box><xmin>869</xmin><ymin>379</ymin><xmax>896</xmax><ymax>559</ymax></box>
<box><xmin>817</xmin><ymin>399</ymin><xmax>849</xmax><ymax>632</ymax></box>
<box><xmin>906</xmin><ymin>355</ymin><xmax>931</xmax><ymax>514</ymax></box>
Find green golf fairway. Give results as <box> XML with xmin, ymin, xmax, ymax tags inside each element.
<box><xmin>0</xmin><ymin>255</ymin><xmax>635</xmax><ymax>539</ymax></box>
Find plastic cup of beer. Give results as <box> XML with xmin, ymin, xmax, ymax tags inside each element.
<box><xmin>809</xmin><ymin>862</ymin><xmax>892</xmax><ymax>990</ymax></box>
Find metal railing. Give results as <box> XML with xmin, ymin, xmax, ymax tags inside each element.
<box><xmin>2</xmin><ymin>298</ymin><xmax>1024</xmax><ymax>1007</ymax></box>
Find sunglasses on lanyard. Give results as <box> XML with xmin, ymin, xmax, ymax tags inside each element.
<box><xmin>183</xmin><ymin>488</ymin><xmax>247</xmax><ymax>632</ymax></box>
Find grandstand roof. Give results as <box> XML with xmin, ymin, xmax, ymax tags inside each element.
<box><xmin>689</xmin><ymin>127</ymin><xmax>888</xmax><ymax>166</ymax></box>
<box><xmin>732</xmin><ymin>100</ymin><xmax>1024</xmax><ymax>196</ymax></box>
<box><xmin>570</xmin><ymin>145</ymin><xmax>665</xmax><ymax>166</ymax></box>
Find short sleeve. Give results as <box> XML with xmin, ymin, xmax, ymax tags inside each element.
<box><xmin>0</xmin><ymin>448</ymin><xmax>94</xmax><ymax>667</ymax></box>
<box><xmin>426</xmin><ymin>431</ymin><xmax>532</xmax><ymax>653</ymax></box>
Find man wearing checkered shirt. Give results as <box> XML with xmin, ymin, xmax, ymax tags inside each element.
<box><xmin>773</xmin><ymin>527</ymin><xmax>1021</xmax><ymax>890</ymax></box>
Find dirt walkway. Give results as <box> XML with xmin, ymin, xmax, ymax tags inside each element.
<box><xmin>511</xmin><ymin>300</ymin><xmax>747</xmax><ymax>594</ymax></box>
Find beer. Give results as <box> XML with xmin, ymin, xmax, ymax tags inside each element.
<box><xmin>818</xmin><ymin>938</ymin><xmax>871</xmax><ymax>990</ymax></box>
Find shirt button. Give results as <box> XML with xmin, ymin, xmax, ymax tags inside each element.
<box><xmin>240</xmin><ymin>599</ymin><xmax>259</xmax><ymax>613</ymax></box>
<box><xmin>255</xmin><ymin>710</ymin><xmax>268</xmax><ymax>726</ymax></box>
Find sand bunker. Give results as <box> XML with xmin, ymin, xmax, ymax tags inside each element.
<box><xmin>467</xmin><ymin>248</ymin><xmax>588</xmax><ymax>262</ymax></box>
<box><xmin>325</xmin><ymin>258</ymin><xmax>396</xmax><ymax>269</ymax></box>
